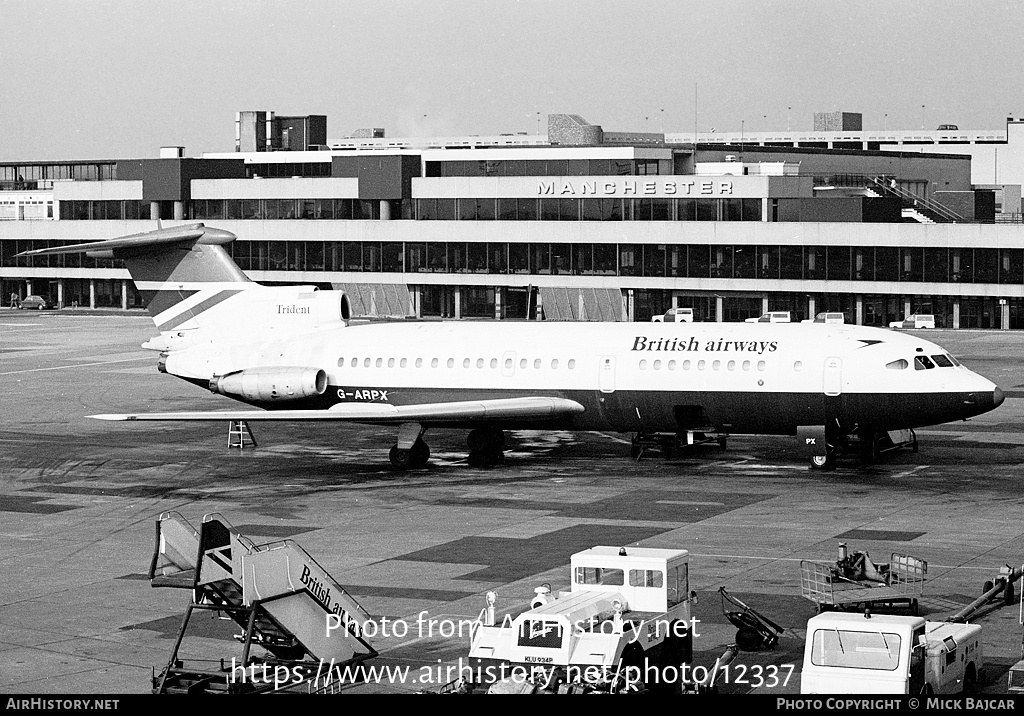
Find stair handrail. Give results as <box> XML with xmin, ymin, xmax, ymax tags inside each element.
<box><xmin>870</xmin><ymin>176</ymin><xmax>965</xmax><ymax>223</ymax></box>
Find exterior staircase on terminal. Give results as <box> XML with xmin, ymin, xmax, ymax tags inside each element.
<box><xmin>868</xmin><ymin>175</ymin><xmax>964</xmax><ymax>223</ymax></box>
<box><xmin>148</xmin><ymin>512</ymin><xmax>376</xmax><ymax>694</ymax></box>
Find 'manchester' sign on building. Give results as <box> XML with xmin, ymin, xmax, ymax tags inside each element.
<box><xmin>538</xmin><ymin>178</ymin><xmax>736</xmax><ymax>197</ymax></box>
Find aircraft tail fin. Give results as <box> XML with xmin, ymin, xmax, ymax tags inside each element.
<box><xmin>16</xmin><ymin>223</ymin><xmax>251</xmax><ymax>325</ymax></box>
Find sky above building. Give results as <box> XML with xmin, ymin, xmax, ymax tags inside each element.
<box><xmin>1</xmin><ymin>0</ymin><xmax>1022</xmax><ymax>161</ymax></box>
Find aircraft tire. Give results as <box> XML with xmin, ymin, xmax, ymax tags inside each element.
<box><xmin>410</xmin><ymin>440</ymin><xmax>430</xmax><ymax>468</ymax></box>
<box><xmin>810</xmin><ymin>453</ymin><xmax>835</xmax><ymax>470</ymax></box>
<box><xmin>389</xmin><ymin>445</ymin><xmax>412</xmax><ymax>469</ymax></box>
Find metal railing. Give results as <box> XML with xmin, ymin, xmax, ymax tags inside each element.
<box><xmin>870</xmin><ymin>176</ymin><xmax>965</xmax><ymax>223</ymax></box>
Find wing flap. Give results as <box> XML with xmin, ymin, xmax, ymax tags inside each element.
<box><xmin>89</xmin><ymin>396</ymin><xmax>585</xmax><ymax>424</ymax></box>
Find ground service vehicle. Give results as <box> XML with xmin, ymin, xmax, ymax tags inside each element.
<box><xmin>745</xmin><ymin>311</ymin><xmax>791</xmax><ymax>323</ymax></box>
<box><xmin>890</xmin><ymin>314</ymin><xmax>936</xmax><ymax>329</ymax></box>
<box><xmin>800</xmin><ymin>551</ymin><xmax>927</xmax><ymax>614</ymax></box>
<box><xmin>464</xmin><ymin>546</ymin><xmax>694</xmax><ymax>693</ymax></box>
<box><xmin>651</xmin><ymin>307</ymin><xmax>694</xmax><ymax>323</ymax></box>
<box><xmin>801</xmin><ymin>612</ymin><xmax>982</xmax><ymax>694</ymax></box>
<box><xmin>802</xmin><ymin>312</ymin><xmax>845</xmax><ymax>324</ymax></box>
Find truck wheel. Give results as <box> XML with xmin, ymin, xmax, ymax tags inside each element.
<box><xmin>962</xmin><ymin>664</ymin><xmax>977</xmax><ymax>695</ymax></box>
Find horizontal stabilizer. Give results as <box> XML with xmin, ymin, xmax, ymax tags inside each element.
<box><xmin>15</xmin><ymin>224</ymin><xmax>235</xmax><ymax>257</ymax></box>
<box><xmin>89</xmin><ymin>396</ymin><xmax>586</xmax><ymax>425</ymax></box>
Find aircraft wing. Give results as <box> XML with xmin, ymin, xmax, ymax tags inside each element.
<box><xmin>89</xmin><ymin>396</ymin><xmax>585</xmax><ymax>425</ymax></box>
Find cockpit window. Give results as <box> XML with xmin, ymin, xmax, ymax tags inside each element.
<box><xmin>914</xmin><ymin>356</ymin><xmax>936</xmax><ymax>370</ymax></box>
<box><xmin>931</xmin><ymin>354</ymin><xmax>954</xmax><ymax>368</ymax></box>
<box><xmin>948</xmin><ymin>354</ymin><xmax>961</xmax><ymax>367</ymax></box>
<box><xmin>886</xmin><ymin>359</ymin><xmax>908</xmax><ymax>370</ymax></box>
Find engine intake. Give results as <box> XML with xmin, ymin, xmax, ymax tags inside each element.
<box><xmin>210</xmin><ymin>367</ymin><xmax>328</xmax><ymax>402</ymax></box>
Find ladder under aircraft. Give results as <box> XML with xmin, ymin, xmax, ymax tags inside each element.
<box><xmin>148</xmin><ymin>511</ymin><xmax>377</xmax><ymax>694</ymax></box>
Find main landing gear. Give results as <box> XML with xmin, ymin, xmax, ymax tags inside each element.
<box><xmin>389</xmin><ymin>439</ymin><xmax>430</xmax><ymax>469</ymax></box>
<box><xmin>389</xmin><ymin>422</ymin><xmax>431</xmax><ymax>469</ymax></box>
<box><xmin>387</xmin><ymin>423</ymin><xmax>507</xmax><ymax>469</ymax></box>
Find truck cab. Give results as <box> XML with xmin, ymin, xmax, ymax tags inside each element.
<box><xmin>801</xmin><ymin>612</ymin><xmax>982</xmax><ymax>694</ymax></box>
<box><xmin>467</xmin><ymin>546</ymin><xmax>693</xmax><ymax>692</ymax></box>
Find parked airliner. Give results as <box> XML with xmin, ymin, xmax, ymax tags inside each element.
<box><xmin>19</xmin><ymin>224</ymin><xmax>1004</xmax><ymax>470</ymax></box>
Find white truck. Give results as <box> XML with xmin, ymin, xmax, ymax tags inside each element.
<box><xmin>463</xmin><ymin>546</ymin><xmax>695</xmax><ymax>693</ymax></box>
<box><xmin>800</xmin><ymin>612</ymin><xmax>982</xmax><ymax>695</ymax></box>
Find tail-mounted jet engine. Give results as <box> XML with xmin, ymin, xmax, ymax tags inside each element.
<box><xmin>209</xmin><ymin>367</ymin><xmax>328</xmax><ymax>402</ymax></box>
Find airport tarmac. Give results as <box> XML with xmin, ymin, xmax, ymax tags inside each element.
<box><xmin>1</xmin><ymin>311</ymin><xmax>1024</xmax><ymax>695</ymax></box>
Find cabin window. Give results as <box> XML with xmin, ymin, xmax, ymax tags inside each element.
<box><xmin>629</xmin><ymin>569</ymin><xmax>663</xmax><ymax>588</ymax></box>
<box><xmin>931</xmin><ymin>354</ymin><xmax>954</xmax><ymax>368</ymax></box>
<box><xmin>886</xmin><ymin>359</ymin><xmax>908</xmax><ymax>370</ymax></box>
<box><xmin>575</xmin><ymin>567</ymin><xmax>624</xmax><ymax>586</ymax></box>
<box><xmin>914</xmin><ymin>356</ymin><xmax>935</xmax><ymax>370</ymax></box>
<box><xmin>375</xmin><ymin>358</ymin><xmax>383</xmax><ymax>368</ymax></box>
<box><xmin>794</xmin><ymin>361</ymin><xmax>803</xmax><ymax>371</ymax></box>
<box><xmin>742</xmin><ymin>360</ymin><xmax>751</xmax><ymax>371</ymax></box>
<box><xmin>534</xmin><ymin>359</ymin><xmax>542</xmax><ymax>369</ymax></box>
<box><xmin>505</xmin><ymin>358</ymin><xmax>513</xmax><ymax>369</ymax></box>
<box><xmin>415</xmin><ymin>358</ymin><xmax>423</xmax><ymax>368</ymax></box>
<box><xmin>640</xmin><ymin>360</ymin><xmax>648</xmax><ymax>370</ymax></box>
<box><xmin>683</xmin><ymin>360</ymin><xmax>691</xmax><ymax>370</ymax></box>
<box><xmin>653</xmin><ymin>360</ymin><xmax>662</xmax><ymax>370</ymax></box>
<box><xmin>400</xmin><ymin>358</ymin><xmax>407</xmax><ymax>368</ymax></box>
<box><xmin>387</xmin><ymin>358</ymin><xmax>395</xmax><ymax>368</ymax></box>
<box><xmin>712</xmin><ymin>360</ymin><xmax>721</xmax><ymax>371</ymax></box>
<box><xmin>668</xmin><ymin>360</ymin><xmax>676</xmax><ymax>370</ymax></box>
<box><xmin>431</xmin><ymin>358</ymin><xmax>439</xmax><ymax>368</ymax></box>
<box><xmin>666</xmin><ymin>564</ymin><xmax>688</xmax><ymax>607</ymax></box>
<box><xmin>447</xmin><ymin>358</ymin><xmax>455</xmax><ymax>368</ymax></box>
<box><xmin>363</xmin><ymin>358</ymin><xmax>371</xmax><ymax>368</ymax></box>
<box><xmin>727</xmin><ymin>360</ymin><xmax>736</xmax><ymax>371</ymax></box>
<box><xmin>463</xmin><ymin>358</ymin><xmax>471</xmax><ymax>368</ymax></box>
<box><xmin>698</xmin><ymin>360</ymin><xmax>706</xmax><ymax>370</ymax></box>
<box><xmin>569</xmin><ymin>359</ymin><xmax>576</xmax><ymax>369</ymax></box>
<box><xmin>477</xmin><ymin>358</ymin><xmax>485</xmax><ymax>368</ymax></box>
<box><xmin>757</xmin><ymin>360</ymin><xmax>766</xmax><ymax>371</ymax></box>
<box><xmin>351</xmin><ymin>358</ymin><xmax>358</xmax><ymax>368</ymax></box>
<box><xmin>551</xmin><ymin>359</ymin><xmax>559</xmax><ymax>369</ymax></box>
<box><xmin>490</xmin><ymin>358</ymin><xmax>498</xmax><ymax>369</ymax></box>
<box><xmin>337</xmin><ymin>357</ymin><xmax>345</xmax><ymax>367</ymax></box>
<box><xmin>520</xmin><ymin>358</ymin><xmax>527</xmax><ymax>369</ymax></box>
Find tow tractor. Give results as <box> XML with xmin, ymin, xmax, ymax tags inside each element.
<box><xmin>801</xmin><ymin>611</ymin><xmax>982</xmax><ymax>694</ymax></box>
<box><xmin>459</xmin><ymin>545</ymin><xmax>696</xmax><ymax>693</ymax></box>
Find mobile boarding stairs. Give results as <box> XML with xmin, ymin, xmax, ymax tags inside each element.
<box><xmin>148</xmin><ymin>512</ymin><xmax>377</xmax><ymax>693</ymax></box>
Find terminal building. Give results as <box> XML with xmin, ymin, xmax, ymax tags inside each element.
<box><xmin>2</xmin><ymin>111</ymin><xmax>1024</xmax><ymax>329</ymax></box>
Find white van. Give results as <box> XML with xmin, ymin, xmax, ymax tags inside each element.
<box><xmin>745</xmin><ymin>311</ymin><xmax>791</xmax><ymax>323</ymax></box>
<box><xmin>802</xmin><ymin>312</ymin><xmax>845</xmax><ymax>324</ymax></box>
<box><xmin>889</xmin><ymin>314</ymin><xmax>936</xmax><ymax>329</ymax></box>
<box><xmin>652</xmin><ymin>307</ymin><xmax>694</xmax><ymax>323</ymax></box>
